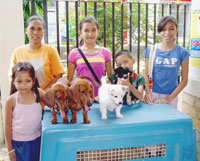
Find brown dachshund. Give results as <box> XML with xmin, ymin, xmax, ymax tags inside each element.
<box><xmin>68</xmin><ymin>76</ymin><xmax>95</xmax><ymax>124</ymax></box>
<box><xmin>43</xmin><ymin>78</ymin><xmax>70</xmax><ymax>124</ymax></box>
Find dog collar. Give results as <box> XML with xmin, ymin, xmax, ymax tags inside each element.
<box><xmin>131</xmin><ymin>73</ymin><xmax>137</xmax><ymax>81</ymax></box>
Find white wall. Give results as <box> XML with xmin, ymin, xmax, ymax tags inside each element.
<box><xmin>0</xmin><ymin>0</ymin><xmax>24</xmax><ymax>144</ymax></box>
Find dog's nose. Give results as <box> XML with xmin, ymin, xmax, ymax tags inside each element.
<box><xmin>119</xmin><ymin>102</ymin><xmax>122</xmax><ymax>105</ymax></box>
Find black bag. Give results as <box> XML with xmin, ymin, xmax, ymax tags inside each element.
<box><xmin>77</xmin><ymin>48</ymin><xmax>101</xmax><ymax>85</ymax></box>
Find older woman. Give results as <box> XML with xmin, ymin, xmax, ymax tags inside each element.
<box><xmin>9</xmin><ymin>15</ymin><xmax>64</xmax><ymax>91</ymax></box>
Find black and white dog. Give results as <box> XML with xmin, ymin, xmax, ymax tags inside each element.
<box><xmin>111</xmin><ymin>67</ymin><xmax>139</xmax><ymax>105</ymax></box>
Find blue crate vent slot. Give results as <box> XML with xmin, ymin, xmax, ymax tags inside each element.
<box><xmin>77</xmin><ymin>144</ymin><xmax>166</xmax><ymax>160</ymax></box>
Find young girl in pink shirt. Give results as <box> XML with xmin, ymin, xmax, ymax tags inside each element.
<box><xmin>67</xmin><ymin>16</ymin><xmax>113</xmax><ymax>100</ymax></box>
<box><xmin>4</xmin><ymin>62</ymin><xmax>44</xmax><ymax>161</ymax></box>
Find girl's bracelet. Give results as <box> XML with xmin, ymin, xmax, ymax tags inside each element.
<box><xmin>9</xmin><ymin>149</ymin><xmax>15</xmax><ymax>154</ymax></box>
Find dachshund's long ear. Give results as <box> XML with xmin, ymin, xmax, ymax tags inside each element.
<box><xmin>74</xmin><ymin>84</ymin><xmax>81</xmax><ymax>101</ymax></box>
<box><xmin>69</xmin><ymin>84</ymin><xmax>80</xmax><ymax>101</ymax></box>
<box><xmin>43</xmin><ymin>88</ymin><xmax>55</xmax><ymax>107</ymax></box>
<box><xmin>65</xmin><ymin>86</ymin><xmax>69</xmax><ymax>98</ymax></box>
<box><xmin>68</xmin><ymin>87</ymin><xmax>73</xmax><ymax>99</ymax></box>
<box><xmin>90</xmin><ymin>84</ymin><xmax>95</xmax><ymax>99</ymax></box>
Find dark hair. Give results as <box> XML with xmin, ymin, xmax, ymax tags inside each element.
<box><xmin>10</xmin><ymin>62</ymin><xmax>40</xmax><ymax>103</ymax></box>
<box><xmin>79</xmin><ymin>16</ymin><xmax>100</xmax><ymax>46</ymax></box>
<box><xmin>157</xmin><ymin>15</ymin><xmax>177</xmax><ymax>33</ymax></box>
<box><xmin>26</xmin><ymin>15</ymin><xmax>45</xmax><ymax>29</ymax></box>
<box><xmin>115</xmin><ymin>50</ymin><xmax>133</xmax><ymax>60</ymax></box>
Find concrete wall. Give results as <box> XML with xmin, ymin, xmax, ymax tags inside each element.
<box><xmin>179</xmin><ymin>0</ymin><xmax>200</xmax><ymax>160</ymax></box>
<box><xmin>179</xmin><ymin>93</ymin><xmax>200</xmax><ymax>160</ymax></box>
<box><xmin>0</xmin><ymin>0</ymin><xmax>24</xmax><ymax>144</ymax></box>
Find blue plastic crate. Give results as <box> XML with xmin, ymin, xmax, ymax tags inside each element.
<box><xmin>40</xmin><ymin>102</ymin><xmax>197</xmax><ymax>161</ymax></box>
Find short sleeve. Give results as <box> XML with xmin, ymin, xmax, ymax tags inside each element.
<box><xmin>109</xmin><ymin>74</ymin><xmax>115</xmax><ymax>84</ymax></box>
<box><xmin>103</xmin><ymin>47</ymin><xmax>112</xmax><ymax>63</ymax></box>
<box><xmin>180</xmin><ymin>47</ymin><xmax>189</xmax><ymax>63</ymax></box>
<box><xmin>49</xmin><ymin>46</ymin><xmax>64</xmax><ymax>75</ymax></box>
<box><xmin>137</xmin><ymin>74</ymin><xmax>146</xmax><ymax>87</ymax></box>
<box><xmin>143</xmin><ymin>46</ymin><xmax>151</xmax><ymax>59</ymax></box>
<box><xmin>68</xmin><ymin>48</ymin><xmax>79</xmax><ymax>64</ymax></box>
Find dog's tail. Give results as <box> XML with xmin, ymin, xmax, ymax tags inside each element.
<box><xmin>79</xmin><ymin>75</ymin><xmax>101</xmax><ymax>87</ymax></box>
<box><xmin>100</xmin><ymin>76</ymin><xmax>107</xmax><ymax>85</ymax></box>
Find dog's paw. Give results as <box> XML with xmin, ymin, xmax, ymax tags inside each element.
<box><xmin>135</xmin><ymin>100</ymin><xmax>140</xmax><ymax>104</ymax></box>
<box><xmin>84</xmin><ymin>119</ymin><xmax>91</xmax><ymax>124</ymax></box>
<box><xmin>127</xmin><ymin>99</ymin><xmax>132</xmax><ymax>105</ymax></box>
<box><xmin>63</xmin><ymin>118</ymin><xmax>69</xmax><ymax>124</ymax></box>
<box><xmin>70</xmin><ymin>119</ymin><xmax>77</xmax><ymax>123</ymax></box>
<box><xmin>51</xmin><ymin>119</ymin><xmax>57</xmax><ymax>124</ymax></box>
<box><xmin>132</xmin><ymin>100</ymin><xmax>140</xmax><ymax>104</ymax></box>
<box><xmin>101</xmin><ymin>115</ymin><xmax>107</xmax><ymax>120</ymax></box>
<box><xmin>116</xmin><ymin>113</ymin><xmax>123</xmax><ymax>118</ymax></box>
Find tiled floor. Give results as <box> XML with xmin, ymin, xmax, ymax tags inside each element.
<box><xmin>0</xmin><ymin>144</ymin><xmax>9</xmax><ymax>161</ymax></box>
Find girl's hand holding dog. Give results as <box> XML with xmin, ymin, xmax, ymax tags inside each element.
<box><xmin>117</xmin><ymin>77</ymin><xmax>131</xmax><ymax>87</ymax></box>
<box><xmin>117</xmin><ymin>73</ymin><xmax>131</xmax><ymax>87</ymax></box>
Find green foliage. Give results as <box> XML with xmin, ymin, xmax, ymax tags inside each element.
<box><xmin>95</xmin><ymin>2</ymin><xmax>130</xmax><ymax>52</ymax></box>
<box><xmin>63</xmin><ymin>1</ymin><xmax>155</xmax><ymax>54</ymax></box>
<box><xmin>23</xmin><ymin>0</ymin><xmax>44</xmax><ymax>44</ymax></box>
<box><xmin>63</xmin><ymin>0</ymin><xmax>154</xmax><ymax>56</ymax></box>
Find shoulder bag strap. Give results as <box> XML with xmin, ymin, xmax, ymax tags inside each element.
<box><xmin>148</xmin><ymin>43</ymin><xmax>158</xmax><ymax>79</ymax></box>
<box><xmin>77</xmin><ymin>48</ymin><xmax>101</xmax><ymax>84</ymax></box>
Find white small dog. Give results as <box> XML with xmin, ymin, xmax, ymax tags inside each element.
<box><xmin>98</xmin><ymin>77</ymin><xmax>128</xmax><ymax>120</ymax></box>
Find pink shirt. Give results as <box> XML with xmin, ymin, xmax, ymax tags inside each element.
<box><xmin>12</xmin><ymin>92</ymin><xmax>42</xmax><ymax>141</ymax></box>
<box><xmin>68</xmin><ymin>47</ymin><xmax>112</xmax><ymax>96</ymax></box>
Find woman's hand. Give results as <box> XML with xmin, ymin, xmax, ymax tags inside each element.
<box><xmin>144</xmin><ymin>93</ymin><xmax>154</xmax><ymax>105</ymax></box>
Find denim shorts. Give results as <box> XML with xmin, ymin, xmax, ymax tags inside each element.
<box><xmin>12</xmin><ymin>136</ymin><xmax>41</xmax><ymax>161</ymax></box>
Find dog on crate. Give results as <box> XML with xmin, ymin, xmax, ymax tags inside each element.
<box><xmin>43</xmin><ymin>78</ymin><xmax>70</xmax><ymax>124</ymax></box>
<box><xmin>98</xmin><ymin>76</ymin><xmax>129</xmax><ymax>120</ymax></box>
<box><xmin>68</xmin><ymin>76</ymin><xmax>95</xmax><ymax>124</ymax></box>
<box><xmin>111</xmin><ymin>66</ymin><xmax>139</xmax><ymax>105</ymax></box>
